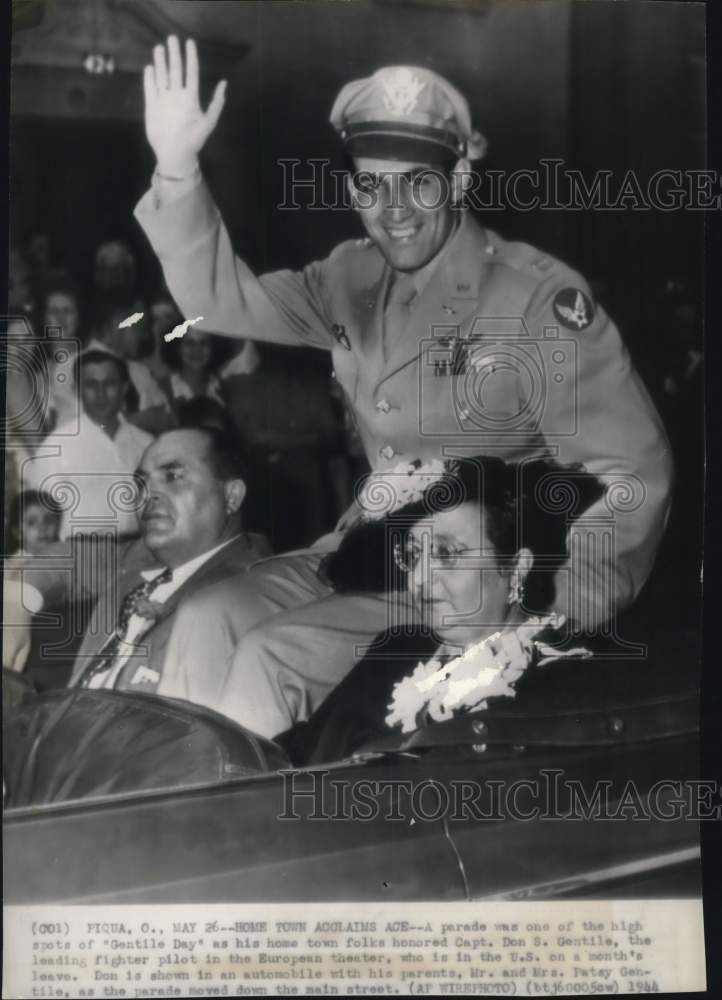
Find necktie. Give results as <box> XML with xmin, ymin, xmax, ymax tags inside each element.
<box><xmin>78</xmin><ymin>567</ymin><xmax>173</xmax><ymax>688</ymax></box>
<box><xmin>382</xmin><ymin>274</ymin><xmax>417</xmax><ymax>361</ymax></box>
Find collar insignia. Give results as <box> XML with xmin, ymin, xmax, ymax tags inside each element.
<box><xmin>332</xmin><ymin>323</ymin><xmax>352</xmax><ymax>350</ymax></box>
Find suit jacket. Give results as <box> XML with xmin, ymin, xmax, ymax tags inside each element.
<box><xmin>19</xmin><ymin>533</ymin><xmax>271</xmax><ymax>714</ymax></box>
<box><xmin>135</xmin><ymin>181</ymin><xmax>673</xmax><ymax>628</ymax></box>
<box><xmin>278</xmin><ymin>631</ymin><xmax>438</xmax><ymax>765</ymax></box>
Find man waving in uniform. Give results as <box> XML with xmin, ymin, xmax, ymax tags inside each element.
<box><xmin>135</xmin><ymin>37</ymin><xmax>672</xmax><ymax>738</ymax></box>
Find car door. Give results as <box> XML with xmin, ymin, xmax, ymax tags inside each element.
<box><xmin>3</xmin><ymin>756</ymin><xmax>469</xmax><ymax>903</ymax></box>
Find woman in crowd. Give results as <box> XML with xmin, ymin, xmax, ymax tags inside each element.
<box><xmin>148</xmin><ymin>290</ymin><xmax>260</xmax><ymax>385</ymax></box>
<box><xmin>145</xmin><ymin>291</ymin><xmax>181</xmax><ymax>384</ymax></box>
<box><xmin>4</xmin><ymin>283</ymin><xmax>85</xmax><ymax>439</ymax></box>
<box><xmin>279</xmin><ymin>455</ymin><xmax>604</xmax><ymax>764</ymax></box>
<box><xmin>164</xmin><ymin>327</ymin><xmax>227</xmax><ymax>410</ymax></box>
<box><xmin>41</xmin><ymin>280</ymin><xmax>86</xmax><ymax>427</ymax></box>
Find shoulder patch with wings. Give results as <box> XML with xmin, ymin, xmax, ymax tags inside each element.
<box><xmin>552</xmin><ymin>288</ymin><xmax>594</xmax><ymax>331</ymax></box>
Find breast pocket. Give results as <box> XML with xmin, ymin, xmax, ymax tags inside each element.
<box><xmin>419</xmin><ymin>342</ymin><xmax>522</xmax><ymax>438</ymax></box>
<box><xmin>455</xmin><ymin>344</ymin><xmax>532</xmax><ymax>434</ymax></box>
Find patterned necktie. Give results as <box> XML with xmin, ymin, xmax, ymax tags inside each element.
<box><xmin>383</xmin><ymin>274</ymin><xmax>417</xmax><ymax>361</ymax></box>
<box><xmin>78</xmin><ymin>567</ymin><xmax>173</xmax><ymax>688</ymax></box>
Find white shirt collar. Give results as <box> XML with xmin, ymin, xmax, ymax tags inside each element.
<box><xmin>140</xmin><ymin>534</ymin><xmax>239</xmax><ymax>588</ymax></box>
<box><xmin>83</xmin><ymin>409</ymin><xmax>129</xmax><ymax>438</ymax></box>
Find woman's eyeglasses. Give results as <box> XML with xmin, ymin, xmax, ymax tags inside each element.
<box><xmin>393</xmin><ymin>538</ymin><xmax>485</xmax><ymax>572</ymax></box>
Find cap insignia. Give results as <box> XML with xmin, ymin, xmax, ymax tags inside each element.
<box><xmin>380</xmin><ymin>69</ymin><xmax>427</xmax><ymax>117</ymax></box>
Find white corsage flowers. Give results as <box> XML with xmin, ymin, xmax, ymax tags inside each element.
<box><xmin>385</xmin><ymin>614</ymin><xmax>592</xmax><ymax>734</ymax></box>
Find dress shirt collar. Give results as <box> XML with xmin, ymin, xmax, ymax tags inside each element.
<box><xmin>82</xmin><ymin>408</ymin><xmax>130</xmax><ymax>442</ymax></box>
<box><xmin>140</xmin><ymin>534</ymin><xmax>240</xmax><ymax>589</ymax></box>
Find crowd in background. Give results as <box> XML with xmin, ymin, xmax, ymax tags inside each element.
<box><xmin>5</xmin><ymin>231</ymin><xmax>367</xmax><ymax>555</ymax></box>
<box><xmin>4</xmin><ymin>227</ymin><xmax>704</xmax><ymax>690</ymax></box>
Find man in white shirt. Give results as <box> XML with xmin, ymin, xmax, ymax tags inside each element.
<box><xmin>86</xmin><ymin>296</ymin><xmax>175</xmax><ymax>435</ymax></box>
<box><xmin>25</xmin><ymin>349</ymin><xmax>153</xmax><ymax>540</ymax></box>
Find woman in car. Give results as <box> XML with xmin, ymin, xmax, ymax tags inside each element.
<box><xmin>279</xmin><ymin>455</ymin><xmax>604</xmax><ymax>765</ymax></box>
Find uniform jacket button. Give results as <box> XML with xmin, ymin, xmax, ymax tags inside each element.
<box><xmin>379</xmin><ymin>445</ymin><xmax>395</xmax><ymax>460</ymax></box>
<box><xmin>375</xmin><ymin>399</ymin><xmax>391</xmax><ymax>414</ymax></box>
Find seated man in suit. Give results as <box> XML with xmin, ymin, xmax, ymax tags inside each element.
<box><xmin>10</xmin><ymin>427</ymin><xmax>271</xmax><ymax>712</ymax></box>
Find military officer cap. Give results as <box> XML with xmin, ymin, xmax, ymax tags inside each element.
<box><xmin>330</xmin><ymin>66</ymin><xmax>487</xmax><ymax>164</ymax></box>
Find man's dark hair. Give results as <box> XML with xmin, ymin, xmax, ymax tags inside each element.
<box><xmin>74</xmin><ymin>348</ymin><xmax>129</xmax><ymax>384</ymax></box>
<box><xmin>177</xmin><ymin>397</ymin><xmax>235</xmax><ymax>437</ymax></box>
<box><xmin>194</xmin><ymin>426</ymin><xmax>249</xmax><ymax>484</ymax></box>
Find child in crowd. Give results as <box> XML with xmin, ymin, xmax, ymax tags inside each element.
<box><xmin>7</xmin><ymin>489</ymin><xmax>63</xmax><ymax>556</ymax></box>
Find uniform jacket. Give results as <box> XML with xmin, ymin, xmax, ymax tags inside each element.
<box><xmin>19</xmin><ymin>532</ymin><xmax>271</xmax><ymax>713</ymax></box>
<box><xmin>135</xmin><ymin>181</ymin><xmax>673</xmax><ymax>627</ymax></box>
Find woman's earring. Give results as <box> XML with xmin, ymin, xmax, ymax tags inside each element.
<box><xmin>507</xmin><ymin>577</ymin><xmax>523</xmax><ymax>606</ymax></box>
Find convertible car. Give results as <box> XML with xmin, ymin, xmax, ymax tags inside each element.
<box><xmin>2</xmin><ymin>627</ymin><xmax>702</xmax><ymax>904</ymax></box>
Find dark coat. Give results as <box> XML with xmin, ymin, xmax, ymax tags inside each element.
<box><xmin>278</xmin><ymin>626</ymin><xmax>700</xmax><ymax>766</ymax></box>
<box><xmin>16</xmin><ymin>532</ymin><xmax>271</xmax><ymax>711</ymax></box>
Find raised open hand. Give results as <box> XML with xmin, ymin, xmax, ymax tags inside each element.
<box><xmin>143</xmin><ymin>36</ymin><xmax>227</xmax><ymax>176</ymax></box>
